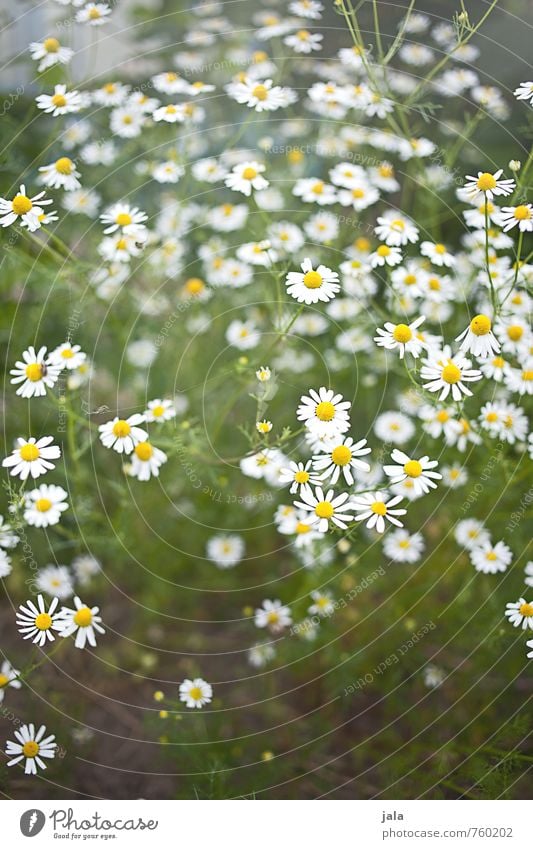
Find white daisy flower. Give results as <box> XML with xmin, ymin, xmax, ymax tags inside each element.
<box><xmin>294</xmin><ymin>485</ymin><xmax>354</xmax><ymax>533</ymax></box>
<box><xmin>383</xmin><ymin>449</ymin><xmax>442</xmax><ymax>495</ymax></box>
<box><xmin>16</xmin><ymin>595</ymin><xmax>63</xmax><ymax>646</ymax></box>
<box><xmin>36</xmin><ymin>84</ymin><xmax>83</xmax><ymax>116</ymax></box>
<box><xmin>370</xmin><ymin>244</ymin><xmax>403</xmax><ymax>268</ymax></box>
<box><xmin>38</xmin><ymin>157</ymin><xmax>81</xmax><ymax>191</ymax></box>
<box><xmin>383</xmin><ymin>528</ymin><xmax>424</xmax><ymax>563</ymax></box>
<box><xmin>374</xmin><ymin>411</ymin><xmax>415</xmax><ymax>444</ymax></box>
<box><xmin>470</xmin><ymin>540</ymin><xmax>512</xmax><ymax>574</ymax></box>
<box><xmin>289</xmin><ymin>0</ymin><xmax>323</xmax><ymax>18</ymax></box>
<box><xmin>0</xmin><ymin>549</ymin><xmax>12</xmax><ymax>578</ymax></box>
<box><xmin>525</xmin><ymin>562</ymin><xmax>533</xmax><ymax>589</ymax></box>
<box><xmin>206</xmin><ymin>534</ymin><xmax>245</xmax><ymax>568</ymax></box>
<box><xmin>308</xmin><ymin>589</ymin><xmax>334</xmax><ymax>617</ymax></box>
<box><xmin>5</xmin><ymin>723</ymin><xmax>57</xmax><ymax>775</ymax></box>
<box><xmin>284</xmin><ymin>29</ymin><xmax>323</xmax><ymax>53</ymax></box>
<box><xmin>0</xmin><ymin>659</ymin><xmax>21</xmax><ymax>703</ymax></box>
<box><xmin>248</xmin><ymin>642</ymin><xmax>276</xmax><ymax>668</ymax></box>
<box><xmin>179</xmin><ymin>677</ymin><xmax>213</xmax><ymax>709</ymax></box>
<box><xmin>351</xmin><ymin>491</ymin><xmax>406</xmax><ymax>534</ymax></box>
<box><xmin>98</xmin><ymin>414</ymin><xmax>147</xmax><ymax>455</ymax></box>
<box><xmin>225</xmin><ymin>319</ymin><xmax>260</xmax><ymax>350</ymax></box>
<box><xmin>374</xmin><ymin>316</ymin><xmax>426</xmax><ymax>359</ymax></box>
<box><xmin>254</xmin><ymin>599</ymin><xmax>293</xmax><ymax>632</ymax></box>
<box><xmin>454</xmin><ymin>519</ymin><xmax>490</xmax><ymax>550</ymax></box>
<box><xmin>505</xmin><ymin>598</ymin><xmax>533</xmax><ymax>630</ymax></box>
<box><xmin>10</xmin><ymin>345</ymin><xmax>61</xmax><ymax>397</ymax></box>
<box><xmin>499</xmin><ymin>204</ymin><xmax>533</xmax><ymax>232</ymax></box>
<box><xmin>57</xmin><ymin>596</ymin><xmax>105</xmax><ymax>648</ymax></box>
<box><xmin>420</xmin><ymin>347</ymin><xmax>482</xmax><ymax>401</ymax></box>
<box><xmin>110</xmin><ymin>106</ymin><xmax>144</xmax><ymax>138</ymax></box>
<box><xmin>23</xmin><ymin>484</ymin><xmax>69</xmax><ymax>528</ymax></box>
<box><xmin>514</xmin><ymin>80</ymin><xmax>533</xmax><ymax>104</ymax></box>
<box><xmin>374</xmin><ymin>211</ymin><xmax>419</xmax><ymax>246</ymax></box>
<box><xmin>463</xmin><ymin>170</ymin><xmax>516</xmax><ymax>201</ymax></box>
<box><xmin>144</xmin><ymin>399</ymin><xmax>176</xmax><ymax>422</ymax></box>
<box><xmin>224</xmin><ymin>161</ymin><xmax>268</xmax><ymax>196</ymax></box>
<box><xmin>279</xmin><ymin>460</ymin><xmax>320</xmax><ymax>494</ymax></box>
<box><xmin>226</xmin><ymin>78</ymin><xmax>296</xmax><ymax>111</ymax></box>
<box><xmin>100</xmin><ymin>202</ymin><xmax>148</xmax><ymax>237</ymax></box>
<box><xmin>2</xmin><ymin>436</ymin><xmax>60</xmax><ymax>481</ymax></box>
<box><xmin>75</xmin><ymin>3</ymin><xmax>112</xmax><ymax>25</ymax></box>
<box><xmin>129</xmin><ymin>441</ymin><xmax>168</xmax><ymax>481</ymax></box>
<box><xmin>441</xmin><ymin>464</ymin><xmax>468</xmax><ymax>488</ymax></box>
<box><xmin>35</xmin><ymin>564</ymin><xmax>73</xmax><ymax>599</ymax></box>
<box><xmin>423</xmin><ymin>665</ymin><xmax>445</xmax><ymax>688</ymax></box>
<box><xmin>48</xmin><ymin>341</ymin><xmax>87</xmax><ymax>370</ymax></box>
<box><xmin>312</xmin><ymin>436</ymin><xmax>371</xmax><ymax>486</ymax></box>
<box><xmin>285</xmin><ymin>257</ymin><xmax>340</xmax><ymax>304</ymax></box>
<box><xmin>297</xmin><ymin>387</ymin><xmax>350</xmax><ymax>437</ymax></box>
<box><xmin>420</xmin><ymin>240</ymin><xmax>455</xmax><ymax>268</ymax></box>
<box><xmin>72</xmin><ymin>554</ymin><xmax>101</xmax><ymax>586</ymax></box>
<box><xmin>504</xmin><ymin>364</ymin><xmax>533</xmax><ymax>396</ymax></box>
<box><xmin>29</xmin><ymin>37</ymin><xmax>73</xmax><ymax>71</ymax></box>
<box><xmin>0</xmin><ymin>184</ymin><xmax>53</xmax><ymax>231</ymax></box>
<box><xmin>293</xmin><ymin>177</ymin><xmax>337</xmax><ymax>205</ymax></box>
<box><xmin>455</xmin><ymin>314</ymin><xmax>500</xmax><ymax>359</ymax></box>
<box><xmin>0</xmin><ymin>515</ymin><xmax>19</xmax><ymax>549</ymax></box>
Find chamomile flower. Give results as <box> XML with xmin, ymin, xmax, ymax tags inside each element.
<box><xmin>225</xmin><ymin>319</ymin><xmax>260</xmax><ymax>350</ymax></box>
<box><xmin>312</xmin><ymin>437</ymin><xmax>371</xmax><ymax>485</ymax></box>
<box><xmin>505</xmin><ymin>598</ymin><xmax>533</xmax><ymax>630</ymax></box>
<box><xmin>23</xmin><ymin>484</ymin><xmax>69</xmax><ymax>528</ymax></box>
<box><xmin>463</xmin><ymin>170</ymin><xmax>516</xmax><ymax>201</ymax></box>
<box><xmin>16</xmin><ymin>595</ymin><xmax>63</xmax><ymax>646</ymax></box>
<box><xmin>144</xmin><ymin>399</ymin><xmax>176</xmax><ymax>422</ymax></box>
<box><xmin>29</xmin><ymin>37</ymin><xmax>73</xmax><ymax>71</ymax></box>
<box><xmin>207</xmin><ymin>534</ymin><xmax>245</xmax><ymax>568</ymax></box>
<box><xmin>248</xmin><ymin>642</ymin><xmax>276</xmax><ymax>668</ymax></box>
<box><xmin>384</xmin><ymin>450</ymin><xmax>441</xmax><ymax>495</ymax></box>
<box><xmin>75</xmin><ymin>3</ymin><xmax>112</xmax><ymax>25</ymax></box>
<box><xmin>10</xmin><ymin>346</ymin><xmax>61</xmax><ymax>397</ymax></box>
<box><xmin>2</xmin><ymin>436</ymin><xmax>60</xmax><ymax>481</ymax></box>
<box><xmin>455</xmin><ymin>519</ymin><xmax>490</xmax><ymax>550</ymax></box>
<box><xmin>226</xmin><ymin>78</ymin><xmax>296</xmax><ymax>111</ymax></box>
<box><xmin>35</xmin><ymin>564</ymin><xmax>73</xmax><ymax>599</ymax></box>
<box><xmin>297</xmin><ymin>387</ymin><xmax>350</xmax><ymax>437</ymax></box>
<box><xmin>370</xmin><ymin>244</ymin><xmax>403</xmax><ymax>268</ymax></box>
<box><xmin>284</xmin><ymin>29</ymin><xmax>323</xmax><ymax>53</ymax></box>
<box><xmin>514</xmin><ymin>81</ymin><xmax>533</xmax><ymax>104</ymax></box>
<box><xmin>254</xmin><ymin>599</ymin><xmax>293</xmax><ymax>632</ymax></box>
<box><xmin>100</xmin><ymin>202</ymin><xmax>148</xmax><ymax>237</ymax></box>
<box><xmin>308</xmin><ymin>590</ymin><xmax>334</xmax><ymax>617</ymax></box>
<box><xmin>256</xmin><ymin>366</ymin><xmax>271</xmax><ymax>382</ymax></box>
<box><xmin>455</xmin><ymin>314</ymin><xmax>500</xmax><ymax>359</ymax></box>
<box><xmin>374</xmin><ymin>211</ymin><xmax>419</xmax><ymax>246</ymax></box>
<box><xmin>57</xmin><ymin>596</ymin><xmax>105</xmax><ymax>648</ymax></box>
<box><xmin>5</xmin><ymin>723</ymin><xmax>57</xmax><ymax>775</ymax></box>
<box><xmin>374</xmin><ymin>411</ymin><xmax>415</xmax><ymax>444</ymax></box>
<box><xmin>499</xmin><ymin>204</ymin><xmax>533</xmax><ymax>232</ymax></box>
<box><xmin>0</xmin><ymin>660</ymin><xmax>21</xmax><ymax>703</ymax></box>
<box><xmin>130</xmin><ymin>442</ymin><xmax>168</xmax><ymax>481</ymax></box>
<box><xmin>441</xmin><ymin>464</ymin><xmax>468</xmax><ymax>488</ymax></box>
<box><xmin>421</xmin><ymin>347</ymin><xmax>482</xmax><ymax>401</ymax></box>
<box><xmin>420</xmin><ymin>241</ymin><xmax>455</xmax><ymax>268</ymax></box>
<box><xmin>294</xmin><ymin>485</ymin><xmax>354</xmax><ymax>533</ymax></box>
<box><xmin>179</xmin><ymin>678</ymin><xmax>213</xmax><ymax>709</ymax></box>
<box><xmin>383</xmin><ymin>528</ymin><xmax>425</xmax><ymax>563</ymax></box>
<box><xmin>72</xmin><ymin>554</ymin><xmax>101</xmax><ymax>586</ymax></box>
<box><xmin>0</xmin><ymin>515</ymin><xmax>19</xmax><ymax>549</ymax></box>
<box><xmin>374</xmin><ymin>316</ymin><xmax>426</xmax><ymax>359</ymax></box>
<box><xmin>48</xmin><ymin>342</ymin><xmax>86</xmax><ymax>370</ymax></box>
<box><xmin>224</xmin><ymin>161</ymin><xmax>268</xmax><ymax>196</ymax></box>
<box><xmin>256</xmin><ymin>420</ymin><xmax>272</xmax><ymax>434</ymax></box>
<box><xmin>36</xmin><ymin>84</ymin><xmax>83</xmax><ymax>116</ymax></box>
<box><xmin>293</xmin><ymin>177</ymin><xmax>337</xmax><ymax>205</ymax></box>
<box><xmin>285</xmin><ymin>258</ymin><xmax>340</xmax><ymax>304</ymax></box>
<box><xmin>0</xmin><ymin>550</ymin><xmax>12</xmax><ymax>578</ymax></box>
<box><xmin>0</xmin><ymin>185</ymin><xmax>53</xmax><ymax>231</ymax></box>
<box><xmin>470</xmin><ymin>540</ymin><xmax>512</xmax><ymax>574</ymax></box>
<box><xmin>351</xmin><ymin>491</ymin><xmax>406</xmax><ymax>534</ymax></box>
<box><xmin>98</xmin><ymin>414</ymin><xmax>148</xmax><ymax>454</ymax></box>
<box><xmin>38</xmin><ymin>157</ymin><xmax>81</xmax><ymax>191</ymax></box>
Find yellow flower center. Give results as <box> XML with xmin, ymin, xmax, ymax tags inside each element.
<box><xmin>266</xmin><ymin>610</ymin><xmax>279</xmax><ymax>624</ymax></box>
<box><xmin>507</xmin><ymin>325</ymin><xmax>523</xmax><ymax>341</ymax></box>
<box><xmin>242</xmin><ymin>166</ymin><xmax>257</xmax><ymax>180</ymax></box>
<box><xmin>476</xmin><ymin>172</ymin><xmax>497</xmax><ymax>192</ymax></box>
<box><xmin>294</xmin><ymin>470</ymin><xmax>310</xmax><ymax>484</ymax></box>
<box><xmin>88</xmin><ymin>7</ymin><xmax>102</xmax><ymax>19</ymax></box>
<box><xmin>151</xmin><ymin>405</ymin><xmax>165</xmax><ymax>418</ymax></box>
<box><xmin>35</xmin><ymin>612</ymin><xmax>52</xmax><ymax>630</ymax></box>
<box><xmin>315</xmin><ymin>501</ymin><xmax>334</xmax><ymax>519</ymax></box>
<box><xmin>492</xmin><ymin>356</ymin><xmax>504</xmax><ymax>368</ymax></box>
<box><xmin>392</xmin><ymin>323</ymin><xmax>412</xmax><ymax>343</ymax></box>
<box><xmin>252</xmin><ymin>84</ymin><xmax>268</xmax><ymax>101</ymax></box>
<box><xmin>297</xmin><ymin>29</ymin><xmax>310</xmax><ymax>40</ymax></box>
<box><xmin>20</xmin><ymin>444</ymin><xmax>40</xmax><ymax>462</ymax></box>
<box><xmin>371</xmin><ymin>501</ymin><xmax>387</xmax><ymax>516</ymax></box>
<box><xmin>135</xmin><ymin>441</ymin><xmax>153</xmax><ymax>461</ymax></box>
<box><xmin>486</xmin><ymin>551</ymin><xmax>497</xmax><ymax>561</ymax></box>
<box><xmin>513</xmin><ymin>205</ymin><xmax>531</xmax><ymax>220</ymax></box>
<box><xmin>35</xmin><ymin>498</ymin><xmax>52</xmax><ymax>512</ymax></box>
<box><xmin>287</xmin><ymin>150</ymin><xmax>303</xmax><ymax>164</ymax></box>
<box><xmin>189</xmin><ymin>686</ymin><xmax>203</xmax><ymax>700</ymax></box>
<box><xmin>522</xmin><ymin>370</ymin><xmax>533</xmax><ymax>381</ymax></box>
<box><xmin>74</xmin><ymin>606</ymin><xmax>93</xmax><ymax>627</ymax></box>
<box><xmin>441</xmin><ymin>363</ymin><xmax>461</xmax><ymax>384</ymax></box>
<box><xmin>331</xmin><ymin>445</ymin><xmax>352</xmax><ymax>466</ymax></box>
<box><xmin>12</xmin><ymin>194</ymin><xmax>33</xmax><ymax>215</ymax></box>
<box><xmin>315</xmin><ymin>400</ymin><xmax>335</xmax><ymax>421</ymax></box>
<box><xmin>404</xmin><ymin>459</ymin><xmax>422</xmax><ymax>478</ymax></box>
<box><xmin>112</xmin><ymin>420</ymin><xmax>131</xmax><ymax>438</ymax></box>
<box><xmin>44</xmin><ymin>37</ymin><xmax>60</xmax><ymax>52</ymax></box>
<box><xmin>311</xmin><ymin>181</ymin><xmax>324</xmax><ymax>194</ymax></box>
<box><xmin>55</xmin><ymin>157</ymin><xmax>73</xmax><ymax>174</ymax></box>
<box><xmin>437</xmin><ymin>410</ymin><xmax>449</xmax><ymax>422</ymax></box>
<box><xmin>519</xmin><ymin>602</ymin><xmax>533</xmax><ymax>617</ymax></box>
<box><xmin>485</xmin><ymin>412</ymin><xmax>498</xmax><ymax>422</ymax></box>
<box><xmin>116</xmin><ymin>212</ymin><xmax>132</xmax><ymax>226</ymax></box>
<box><xmin>434</xmin><ymin>243</ymin><xmax>446</xmax><ymax>254</ymax></box>
<box><xmin>52</xmin><ymin>93</ymin><xmax>67</xmax><ymax>108</ymax></box>
<box><xmin>404</xmin><ymin>274</ymin><xmax>417</xmax><ymax>286</ymax></box>
<box><xmin>470</xmin><ymin>314</ymin><xmax>491</xmax><ymax>335</ymax></box>
<box><xmin>23</xmin><ymin>741</ymin><xmax>40</xmax><ymax>758</ymax></box>
<box><xmin>295</xmin><ymin>522</ymin><xmax>311</xmax><ymax>534</ymax></box>
<box><xmin>377</xmin><ymin>245</ymin><xmax>390</xmax><ymax>257</ymax></box>
<box><xmin>352</xmin><ymin>188</ymin><xmax>365</xmax><ymax>198</ymax></box>
<box><xmin>0</xmin><ymin>673</ymin><xmax>9</xmax><ymax>687</ymax></box>
<box><xmin>25</xmin><ymin>362</ymin><xmax>43</xmax><ymax>381</ymax></box>
<box><xmin>303</xmin><ymin>270</ymin><xmax>323</xmax><ymax>289</ymax></box>
<box><xmin>184</xmin><ymin>277</ymin><xmax>204</xmax><ymax>295</ymax></box>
